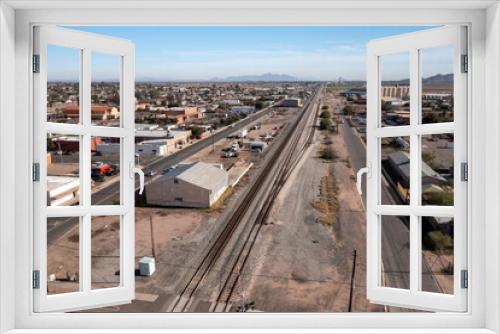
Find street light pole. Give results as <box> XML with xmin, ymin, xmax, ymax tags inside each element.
<box><xmin>348</xmin><ymin>249</ymin><xmax>357</xmax><ymax>312</ymax></box>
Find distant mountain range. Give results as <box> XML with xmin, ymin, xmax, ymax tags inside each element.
<box><xmin>209</xmin><ymin>73</ymin><xmax>301</xmax><ymax>82</ymax></box>
<box><xmin>384</xmin><ymin>73</ymin><xmax>453</xmax><ymax>86</ymax></box>
<box><xmin>133</xmin><ymin>72</ymin><xmax>453</xmax><ymax>84</ymax></box>
<box><xmin>423</xmin><ymin>73</ymin><xmax>453</xmax><ymax>84</ymax></box>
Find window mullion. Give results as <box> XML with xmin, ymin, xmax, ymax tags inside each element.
<box><xmin>81</xmin><ymin>48</ymin><xmax>92</xmax><ymax>293</ymax></box>
<box><xmin>409</xmin><ymin>48</ymin><xmax>420</xmax><ymax>293</ymax></box>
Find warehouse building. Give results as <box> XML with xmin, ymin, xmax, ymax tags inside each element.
<box><xmin>146</xmin><ymin>162</ymin><xmax>228</xmax><ymax>208</ymax></box>
<box><xmin>386</xmin><ymin>151</ymin><xmax>448</xmax><ymax>189</ymax></box>
<box><xmin>280</xmin><ymin>98</ymin><xmax>302</xmax><ymax>107</ymax></box>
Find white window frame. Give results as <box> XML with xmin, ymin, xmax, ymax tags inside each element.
<box><xmin>0</xmin><ymin>1</ymin><xmax>499</xmax><ymax>333</ymax></box>
<box><xmin>32</xmin><ymin>26</ymin><xmax>136</xmax><ymax>312</ymax></box>
<box><xmin>365</xmin><ymin>26</ymin><xmax>468</xmax><ymax>312</ymax></box>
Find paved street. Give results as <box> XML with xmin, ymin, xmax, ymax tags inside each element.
<box><xmin>341</xmin><ymin>114</ymin><xmax>440</xmax><ymax>293</ymax></box>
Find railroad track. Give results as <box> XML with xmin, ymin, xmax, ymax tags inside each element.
<box><xmin>168</xmin><ymin>88</ymin><xmax>322</xmax><ymax>313</ymax></box>
<box><xmin>210</xmin><ymin>88</ymin><xmax>322</xmax><ymax>312</ymax></box>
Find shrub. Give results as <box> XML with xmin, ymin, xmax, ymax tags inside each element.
<box><xmin>320</xmin><ymin>146</ymin><xmax>337</xmax><ymax>160</ymax></box>
<box><xmin>423</xmin><ymin>190</ymin><xmax>454</xmax><ymax>206</ymax></box>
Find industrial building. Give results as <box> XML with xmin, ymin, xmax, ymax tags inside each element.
<box><xmin>230</xmin><ymin>106</ymin><xmax>256</xmax><ymax>114</ymax></box>
<box><xmin>280</xmin><ymin>98</ymin><xmax>302</xmax><ymax>107</ymax></box>
<box><xmin>145</xmin><ymin>162</ymin><xmax>229</xmax><ymax>208</ymax></box>
<box><xmin>386</xmin><ymin>151</ymin><xmax>448</xmax><ymax>189</ymax></box>
<box><xmin>135</xmin><ymin>139</ymin><xmax>169</xmax><ymax>156</ymax></box>
<box><xmin>381</xmin><ymin>85</ymin><xmax>410</xmax><ymax>99</ymax></box>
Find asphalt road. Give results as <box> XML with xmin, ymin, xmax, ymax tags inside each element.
<box><xmin>341</xmin><ymin>116</ymin><xmax>440</xmax><ymax>294</ymax></box>
<box><xmin>47</xmin><ymin>102</ymin><xmax>281</xmax><ymax>244</ymax></box>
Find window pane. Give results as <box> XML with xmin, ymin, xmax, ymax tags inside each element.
<box><xmin>380</xmin><ymin>52</ymin><xmax>410</xmax><ymax>127</ymax></box>
<box><xmin>91</xmin><ymin>216</ymin><xmax>121</xmax><ymax>290</ymax></box>
<box><xmin>47</xmin><ymin>45</ymin><xmax>80</xmax><ymax>124</ymax></box>
<box><xmin>47</xmin><ymin>134</ymin><xmax>80</xmax><ymax>206</ymax></box>
<box><xmin>421</xmin><ymin>47</ymin><xmax>454</xmax><ymax>124</ymax></box>
<box><xmin>421</xmin><ymin>134</ymin><xmax>454</xmax><ymax>206</ymax></box>
<box><xmin>91</xmin><ymin>137</ymin><xmax>121</xmax><ymax>205</ymax></box>
<box><xmin>47</xmin><ymin>217</ymin><xmax>80</xmax><ymax>294</ymax></box>
<box><xmin>380</xmin><ymin>136</ymin><xmax>410</xmax><ymax>205</ymax></box>
<box><xmin>380</xmin><ymin>215</ymin><xmax>410</xmax><ymax>289</ymax></box>
<box><xmin>421</xmin><ymin>216</ymin><xmax>454</xmax><ymax>294</ymax></box>
<box><xmin>91</xmin><ymin>52</ymin><xmax>121</xmax><ymax>127</ymax></box>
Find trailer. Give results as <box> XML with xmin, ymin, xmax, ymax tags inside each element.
<box><xmin>250</xmin><ymin>142</ymin><xmax>267</xmax><ymax>152</ymax></box>
<box><xmin>237</xmin><ymin>129</ymin><xmax>248</xmax><ymax>138</ymax></box>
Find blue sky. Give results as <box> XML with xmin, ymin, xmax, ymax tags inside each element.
<box><xmin>47</xmin><ymin>26</ymin><xmax>451</xmax><ymax>82</ymax></box>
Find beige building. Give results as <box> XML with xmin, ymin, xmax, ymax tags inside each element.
<box><xmin>145</xmin><ymin>162</ymin><xmax>228</xmax><ymax>208</ymax></box>
<box><xmin>165</xmin><ymin>107</ymin><xmax>203</xmax><ymax>124</ymax></box>
<box><xmin>62</xmin><ymin>105</ymin><xmax>119</xmax><ymax>121</ymax></box>
<box><xmin>381</xmin><ymin>85</ymin><xmax>410</xmax><ymax>99</ymax></box>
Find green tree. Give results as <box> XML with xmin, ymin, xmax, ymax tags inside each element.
<box><xmin>422</xmin><ymin>150</ymin><xmax>436</xmax><ymax>166</ymax></box>
<box><xmin>319</xmin><ymin>118</ymin><xmax>333</xmax><ymax>131</ymax></box>
<box><xmin>342</xmin><ymin>105</ymin><xmax>354</xmax><ymax>116</ymax></box>
<box><xmin>190</xmin><ymin>126</ymin><xmax>204</xmax><ymax>139</ymax></box>
<box><xmin>381</xmin><ymin>101</ymin><xmax>393</xmax><ymax>112</ymax></box>
<box><xmin>255</xmin><ymin>100</ymin><xmax>264</xmax><ymax>110</ymax></box>
<box><xmin>319</xmin><ymin>110</ymin><xmax>331</xmax><ymax>119</ymax></box>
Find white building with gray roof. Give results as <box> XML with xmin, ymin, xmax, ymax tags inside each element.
<box><xmin>145</xmin><ymin>161</ymin><xmax>228</xmax><ymax>208</ymax></box>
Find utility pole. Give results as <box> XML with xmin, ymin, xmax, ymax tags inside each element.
<box><xmin>348</xmin><ymin>249</ymin><xmax>357</xmax><ymax>312</ymax></box>
<box><xmin>150</xmin><ymin>215</ymin><xmax>156</xmax><ymax>259</ymax></box>
<box><xmin>212</xmin><ymin>133</ymin><xmax>215</xmax><ymax>153</ymax></box>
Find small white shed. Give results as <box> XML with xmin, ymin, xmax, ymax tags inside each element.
<box><xmin>139</xmin><ymin>256</ymin><xmax>156</xmax><ymax>277</ymax></box>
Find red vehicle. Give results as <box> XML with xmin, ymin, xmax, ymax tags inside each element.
<box><xmin>92</xmin><ymin>162</ymin><xmax>118</xmax><ymax>176</ymax></box>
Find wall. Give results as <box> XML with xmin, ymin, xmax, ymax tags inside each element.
<box><xmin>146</xmin><ymin>177</ymin><xmax>210</xmax><ymax>208</ymax></box>
<box><xmin>485</xmin><ymin>2</ymin><xmax>500</xmax><ymax>332</ymax></box>
<box><xmin>0</xmin><ymin>3</ymin><xmax>16</xmax><ymax>333</ymax></box>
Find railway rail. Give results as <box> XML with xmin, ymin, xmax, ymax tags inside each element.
<box><xmin>210</xmin><ymin>89</ymin><xmax>322</xmax><ymax>312</ymax></box>
<box><xmin>168</xmin><ymin>87</ymin><xmax>322</xmax><ymax>312</ymax></box>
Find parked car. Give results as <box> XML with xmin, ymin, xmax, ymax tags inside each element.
<box><xmin>163</xmin><ymin>166</ymin><xmax>177</xmax><ymax>174</ymax></box>
<box><xmin>147</xmin><ymin>170</ymin><xmax>157</xmax><ymax>177</ymax></box>
<box><xmin>92</xmin><ymin>161</ymin><xmax>116</xmax><ymax>176</ymax></box>
<box><xmin>221</xmin><ymin>151</ymin><xmax>239</xmax><ymax>158</ymax></box>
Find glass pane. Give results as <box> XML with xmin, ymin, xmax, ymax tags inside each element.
<box><xmin>47</xmin><ymin>45</ymin><xmax>80</xmax><ymax>124</ymax></box>
<box><xmin>91</xmin><ymin>137</ymin><xmax>121</xmax><ymax>205</ymax></box>
<box><xmin>91</xmin><ymin>52</ymin><xmax>121</xmax><ymax>127</ymax></box>
<box><xmin>380</xmin><ymin>215</ymin><xmax>410</xmax><ymax>289</ymax></box>
<box><xmin>421</xmin><ymin>216</ymin><xmax>454</xmax><ymax>294</ymax></box>
<box><xmin>380</xmin><ymin>136</ymin><xmax>410</xmax><ymax>205</ymax></box>
<box><xmin>91</xmin><ymin>216</ymin><xmax>121</xmax><ymax>290</ymax></box>
<box><xmin>47</xmin><ymin>217</ymin><xmax>80</xmax><ymax>294</ymax></box>
<box><xmin>379</xmin><ymin>52</ymin><xmax>410</xmax><ymax>127</ymax></box>
<box><xmin>421</xmin><ymin>134</ymin><xmax>454</xmax><ymax>206</ymax></box>
<box><xmin>47</xmin><ymin>134</ymin><xmax>80</xmax><ymax>206</ymax></box>
<box><xmin>421</xmin><ymin>46</ymin><xmax>454</xmax><ymax>124</ymax></box>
